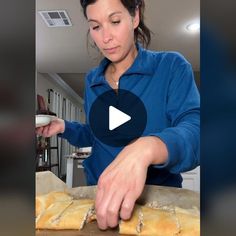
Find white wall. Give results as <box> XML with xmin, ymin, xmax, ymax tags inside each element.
<box><xmin>36</xmin><ymin>72</ymin><xmax>85</xmax><ymax>122</ymax></box>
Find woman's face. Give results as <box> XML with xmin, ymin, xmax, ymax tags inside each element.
<box><xmin>86</xmin><ymin>0</ymin><xmax>139</xmax><ymax>63</ymax></box>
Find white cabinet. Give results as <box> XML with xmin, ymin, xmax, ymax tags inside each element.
<box><xmin>66</xmin><ymin>157</ymin><xmax>87</xmax><ymax>187</ymax></box>
<box><xmin>181</xmin><ymin>166</ymin><xmax>200</xmax><ymax>192</ymax></box>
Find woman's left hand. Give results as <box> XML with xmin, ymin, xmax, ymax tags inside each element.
<box><xmin>95</xmin><ymin>136</ymin><xmax>168</xmax><ymax>230</ymax></box>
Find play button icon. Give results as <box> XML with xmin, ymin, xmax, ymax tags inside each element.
<box><xmin>89</xmin><ymin>89</ymin><xmax>147</xmax><ymax>147</ymax></box>
<box><xmin>109</xmin><ymin>106</ymin><xmax>131</xmax><ymax>131</ymax></box>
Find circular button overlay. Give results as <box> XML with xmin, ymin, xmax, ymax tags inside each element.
<box><xmin>89</xmin><ymin>89</ymin><xmax>147</xmax><ymax>147</ymax></box>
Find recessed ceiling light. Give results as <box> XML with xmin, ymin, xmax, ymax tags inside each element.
<box><xmin>186</xmin><ymin>23</ymin><xmax>200</xmax><ymax>32</ymax></box>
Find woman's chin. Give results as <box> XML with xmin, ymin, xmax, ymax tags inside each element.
<box><xmin>105</xmin><ymin>54</ymin><xmax>124</xmax><ymax>63</ymax></box>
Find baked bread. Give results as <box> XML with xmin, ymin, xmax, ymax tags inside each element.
<box><xmin>119</xmin><ymin>205</ymin><xmax>180</xmax><ymax>235</ymax></box>
<box><xmin>175</xmin><ymin>207</ymin><xmax>200</xmax><ymax>236</ymax></box>
<box><xmin>36</xmin><ymin>192</ymin><xmax>199</xmax><ymax>234</ymax></box>
<box><xmin>119</xmin><ymin>204</ymin><xmax>200</xmax><ymax>235</ymax></box>
<box><xmin>36</xmin><ymin>199</ymin><xmax>95</xmax><ymax>230</ymax></box>
<box><xmin>36</xmin><ymin>191</ymin><xmax>72</xmax><ymax>218</ymax></box>
<box><xmin>119</xmin><ymin>205</ymin><xmax>142</xmax><ymax>235</ymax></box>
<box><xmin>36</xmin><ymin>200</ymin><xmax>73</xmax><ymax>229</ymax></box>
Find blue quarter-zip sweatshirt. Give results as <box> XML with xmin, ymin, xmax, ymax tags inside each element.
<box><xmin>60</xmin><ymin>44</ymin><xmax>200</xmax><ymax>187</ymax></box>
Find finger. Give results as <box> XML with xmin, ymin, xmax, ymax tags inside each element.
<box><xmin>106</xmin><ymin>190</ymin><xmax>124</xmax><ymax>228</ymax></box>
<box><xmin>96</xmin><ymin>195</ymin><xmax>109</xmax><ymax>229</ymax></box>
<box><xmin>42</xmin><ymin>124</ymin><xmax>51</xmax><ymax>137</ymax></box>
<box><xmin>95</xmin><ymin>186</ymin><xmax>104</xmax><ymax>211</ymax></box>
<box><xmin>95</xmin><ymin>184</ymin><xmax>108</xmax><ymax>230</ymax></box>
<box><xmin>95</xmin><ymin>177</ymin><xmax>105</xmax><ymax>208</ymax></box>
<box><xmin>120</xmin><ymin>191</ymin><xmax>137</xmax><ymax>220</ymax></box>
<box><xmin>36</xmin><ymin>127</ymin><xmax>43</xmax><ymax>136</ymax></box>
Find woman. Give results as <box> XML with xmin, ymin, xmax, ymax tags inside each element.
<box><xmin>36</xmin><ymin>0</ymin><xmax>200</xmax><ymax>230</ymax></box>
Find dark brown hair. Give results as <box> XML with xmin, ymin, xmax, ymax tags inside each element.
<box><xmin>80</xmin><ymin>0</ymin><xmax>152</xmax><ymax>48</ymax></box>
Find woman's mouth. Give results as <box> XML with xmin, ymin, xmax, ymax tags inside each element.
<box><xmin>104</xmin><ymin>46</ymin><xmax>119</xmax><ymax>54</ymax></box>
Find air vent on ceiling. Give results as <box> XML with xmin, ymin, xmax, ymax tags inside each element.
<box><xmin>38</xmin><ymin>10</ymin><xmax>72</xmax><ymax>27</ymax></box>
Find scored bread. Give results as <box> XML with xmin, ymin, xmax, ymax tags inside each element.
<box><xmin>119</xmin><ymin>205</ymin><xmax>180</xmax><ymax>236</ymax></box>
<box><xmin>36</xmin><ymin>192</ymin><xmax>199</xmax><ymax>235</ymax></box>
<box><xmin>175</xmin><ymin>207</ymin><xmax>200</xmax><ymax>236</ymax></box>
<box><xmin>36</xmin><ymin>199</ymin><xmax>95</xmax><ymax>230</ymax></box>
<box><xmin>119</xmin><ymin>205</ymin><xmax>142</xmax><ymax>235</ymax></box>
<box><xmin>119</xmin><ymin>204</ymin><xmax>200</xmax><ymax>236</ymax></box>
<box><xmin>36</xmin><ymin>200</ymin><xmax>73</xmax><ymax>229</ymax></box>
<box><xmin>36</xmin><ymin>191</ymin><xmax>72</xmax><ymax>218</ymax></box>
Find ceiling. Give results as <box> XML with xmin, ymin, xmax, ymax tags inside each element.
<box><xmin>36</xmin><ymin>0</ymin><xmax>200</xmax><ymax>98</ymax></box>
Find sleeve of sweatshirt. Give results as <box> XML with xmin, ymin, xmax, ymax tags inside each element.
<box><xmin>58</xmin><ymin>120</ymin><xmax>94</xmax><ymax>147</ymax></box>
<box><xmin>149</xmin><ymin>53</ymin><xmax>200</xmax><ymax>174</ymax></box>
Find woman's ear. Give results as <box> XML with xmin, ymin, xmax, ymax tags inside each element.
<box><xmin>133</xmin><ymin>7</ymin><xmax>140</xmax><ymax>29</ymax></box>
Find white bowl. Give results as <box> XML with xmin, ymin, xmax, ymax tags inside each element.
<box><xmin>36</xmin><ymin>115</ymin><xmax>53</xmax><ymax>128</ymax></box>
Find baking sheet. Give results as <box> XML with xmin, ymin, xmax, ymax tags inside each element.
<box><xmin>36</xmin><ymin>173</ymin><xmax>199</xmax><ymax>236</ymax></box>
<box><xmin>67</xmin><ymin>185</ymin><xmax>199</xmax><ymax>209</ymax></box>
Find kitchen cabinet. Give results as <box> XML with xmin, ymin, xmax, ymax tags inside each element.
<box><xmin>65</xmin><ymin>148</ymin><xmax>91</xmax><ymax>187</ymax></box>
<box><xmin>181</xmin><ymin>166</ymin><xmax>200</xmax><ymax>192</ymax></box>
<box><xmin>66</xmin><ymin>157</ymin><xmax>87</xmax><ymax>187</ymax></box>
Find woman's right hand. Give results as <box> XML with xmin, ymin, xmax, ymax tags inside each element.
<box><xmin>36</xmin><ymin>118</ymin><xmax>65</xmax><ymax>137</ymax></box>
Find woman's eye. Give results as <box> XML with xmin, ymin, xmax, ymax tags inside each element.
<box><xmin>112</xmin><ymin>20</ymin><xmax>120</xmax><ymax>25</ymax></box>
<box><xmin>92</xmin><ymin>25</ymin><xmax>100</xmax><ymax>30</ymax></box>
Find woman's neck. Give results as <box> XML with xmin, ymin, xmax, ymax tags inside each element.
<box><xmin>110</xmin><ymin>43</ymin><xmax>138</xmax><ymax>76</ymax></box>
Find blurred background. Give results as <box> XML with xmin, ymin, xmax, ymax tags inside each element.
<box><xmin>1</xmin><ymin>0</ymin><xmax>236</xmax><ymax>235</ymax></box>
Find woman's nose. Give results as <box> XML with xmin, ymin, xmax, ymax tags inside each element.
<box><xmin>102</xmin><ymin>27</ymin><xmax>113</xmax><ymax>44</ymax></box>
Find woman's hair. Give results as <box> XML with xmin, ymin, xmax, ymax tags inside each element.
<box><xmin>80</xmin><ymin>0</ymin><xmax>152</xmax><ymax>48</ymax></box>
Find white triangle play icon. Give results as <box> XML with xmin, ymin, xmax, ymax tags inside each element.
<box><xmin>109</xmin><ymin>106</ymin><xmax>131</xmax><ymax>131</ymax></box>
